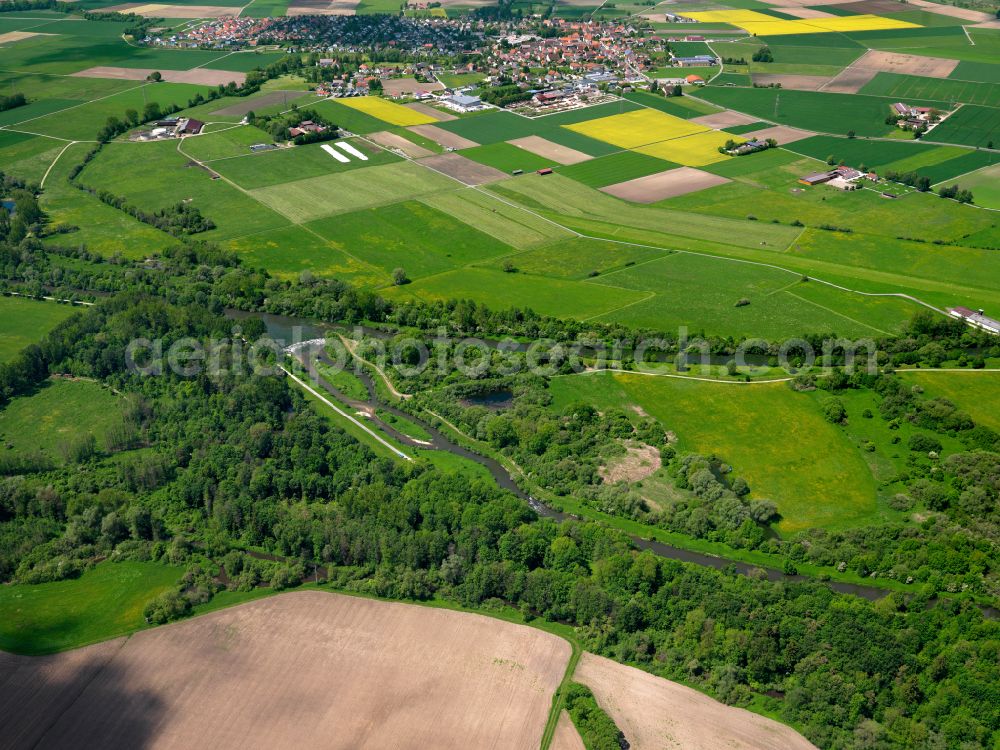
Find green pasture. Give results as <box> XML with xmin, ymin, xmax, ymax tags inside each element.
<box><xmin>624</xmin><ymin>89</ymin><xmax>723</xmax><ymax>118</ymax></box>
<box><xmin>557</xmin><ymin>151</ymin><xmax>677</xmax><ymax>188</ymax></box>
<box><xmin>947</xmin><ymin>163</ymin><xmax>1000</xmax><ymax>208</ymax></box>
<box><xmin>548</xmin><ymin>371</ymin><xmax>880</xmax><ymax>532</ymax></box>
<box><xmin>897</xmin><ymin>371</ymin><xmax>1000</xmax><ymax>432</ymax></box>
<box><xmin>489</xmin><ymin>237</ymin><xmax>668</xmax><ymax>280</ymax></box>
<box><xmin>0</xmin><ymin>561</ymin><xmax>183</xmax><ymax>655</ymax></box>
<box><xmin>179</xmin><ymin>125</ymin><xmax>275</xmax><ymax>162</ymax></box>
<box><xmin>0</xmin><ymin>378</ymin><xmax>125</xmax><ymax>463</ymax></box>
<box><xmin>40</xmin><ymin>143</ymin><xmax>179</xmax><ymax>259</ymax></box>
<box><xmin>382</xmin><ymin>266</ymin><xmax>651</xmax><ymax>320</ymax></box>
<box><xmin>697</xmin><ymin>87</ymin><xmax>947</xmax><ymax>137</ymax></box>
<box><xmin>437</xmin><ymin>72</ymin><xmax>486</xmax><ymax>88</ymax></box>
<box><xmin>241</xmin><ymin>0</ymin><xmax>292</xmax><ymax>16</ymax></box>
<box><xmin>459</xmin><ymin>142</ymin><xmax>555</xmax><ymax>173</ymax></box>
<box><xmin>586</xmin><ymin>252</ymin><xmax>908</xmax><ymax>338</ymax></box>
<box><xmin>418</xmin><ymin>188</ymin><xmax>574</xmax><ymax>250</ymax></box>
<box><xmin>224</xmin><ymin>225</ymin><xmax>385</xmax><ymax>286</ymax></box>
<box><xmin>0</xmin><ymin>98</ymin><xmax>81</xmax><ymax>128</ymax></box>
<box><xmin>250</xmin><ymin>160</ymin><xmax>455</xmax><ymax>223</ymax></box>
<box><xmin>785</xmin><ymin>135</ymin><xmax>994</xmax><ymax>182</ymax></box>
<box><xmin>488</xmin><ymin>173</ymin><xmax>802</xmax><ymax>250</ymax></box>
<box><xmin>307</xmin><ymin>201</ymin><xmax>515</xmax><ymax>282</ymax></box>
<box><xmin>210</xmin><ymin>138</ymin><xmax>400</xmax><ymax>190</ymax></box>
<box><xmin>860</xmin><ymin>72</ymin><xmax>1000</xmax><ymax>107</ymax></box>
<box><xmin>24</xmin><ymin>82</ymin><xmax>215</xmax><ymax>141</ymax></box>
<box><xmin>0</xmin><ymin>297</ymin><xmax>77</xmax><ymax>363</ymax></box>
<box><xmin>0</xmin><ymin>70</ymin><xmax>132</xmax><ymax>105</ymax></box>
<box><xmin>950</xmin><ymin>61</ymin><xmax>1000</xmax><ymax>84</ymax></box>
<box><xmin>665</xmin><ymin>153</ymin><xmax>994</xmax><ymax>243</ymax></box>
<box><xmin>0</xmin><ymin>132</ymin><xmax>64</xmax><ymax>184</ymax></box>
<box><xmin>926</xmin><ymin>104</ymin><xmax>1000</xmax><ymax>148</ymax></box>
<box><xmin>80</xmin><ymin>140</ymin><xmax>290</xmax><ymax>240</ymax></box>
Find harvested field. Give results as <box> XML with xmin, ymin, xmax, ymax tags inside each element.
<box><xmin>551</xmin><ymin>711</ymin><xmax>586</xmax><ymax>750</ymax></box>
<box><xmin>834</xmin><ymin>0</ymin><xmax>915</xmax><ymax>13</ymax></box>
<box><xmin>598</xmin><ymin>442</ymin><xmax>662</xmax><ymax>483</ymax></box>
<box><xmin>408</xmin><ymin>123</ymin><xmax>478</xmax><ymax>149</ymax></box>
<box><xmin>403</xmin><ymin>101</ymin><xmax>456</xmax><ymax>121</ymax></box>
<box><xmin>600</xmin><ymin>166</ymin><xmax>729</xmax><ymax>203</ymax></box>
<box><xmin>0</xmin><ymin>31</ymin><xmax>54</xmax><ymax>44</ymax></box>
<box><xmin>417</xmin><ymin>152</ymin><xmax>508</xmax><ymax>185</ymax></box>
<box><xmin>367</xmin><ymin>130</ymin><xmax>433</xmax><ymax>158</ymax></box>
<box><xmin>508</xmin><ymin>135</ymin><xmax>592</xmax><ymax>165</ymax></box>
<box><xmin>822</xmin><ymin>50</ymin><xmax>959</xmax><ymax>94</ymax></box>
<box><xmin>751</xmin><ymin>73</ymin><xmax>833</xmax><ymax>91</ymax></box>
<box><xmin>1</xmin><ymin>591</ymin><xmax>571</xmax><ymax>750</ymax></box>
<box><xmin>576</xmin><ymin>653</ymin><xmax>817</xmax><ymax>750</ymax></box>
<box><xmin>210</xmin><ymin>90</ymin><xmax>302</xmax><ymax>116</ymax></box>
<box><xmin>690</xmin><ymin>110</ymin><xmax>759</xmax><ymax>129</ymax></box>
<box><xmin>381</xmin><ymin>78</ymin><xmax>444</xmax><ymax>96</ymax></box>
<box><xmin>101</xmin><ymin>2</ymin><xmax>238</xmax><ymax>16</ymax></box>
<box><xmin>72</xmin><ymin>66</ymin><xmax>245</xmax><ymax>86</ymax></box>
<box><xmin>286</xmin><ymin>0</ymin><xmax>357</xmax><ymax>12</ymax></box>
<box><xmin>741</xmin><ymin>124</ymin><xmax>815</xmax><ymax>143</ymax></box>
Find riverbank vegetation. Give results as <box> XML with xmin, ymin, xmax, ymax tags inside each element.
<box><xmin>0</xmin><ymin>227</ymin><xmax>998</xmax><ymax>748</ymax></box>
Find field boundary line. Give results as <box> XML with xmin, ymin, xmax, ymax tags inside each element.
<box><xmin>40</xmin><ymin>140</ymin><xmax>77</xmax><ymax>188</ymax></box>
<box><xmin>1</xmin><ymin>82</ymin><xmax>149</xmax><ymax>130</ymax></box>
<box><xmin>281</xmin><ymin>364</ymin><xmax>412</xmax><ymax>461</ymax></box>
<box><xmin>962</xmin><ymin>25</ymin><xmax>975</xmax><ymax>45</ymax></box>
<box><xmin>584</xmin><ymin>247</ymin><xmax>677</xmax><ymax>280</ymax></box>
<box><xmin>783</xmin><ymin>288</ymin><xmax>890</xmax><ymax>335</ymax></box>
<box><xmin>0</xmin><ymin>127</ymin><xmax>79</xmax><ymax>142</ymax></box>
<box><xmin>578</xmin><ymin>290</ymin><xmax>656</xmax><ymax>322</ymax></box>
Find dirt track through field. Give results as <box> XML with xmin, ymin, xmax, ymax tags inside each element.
<box><xmin>73</xmin><ymin>66</ymin><xmax>246</xmax><ymax>86</ymax></box>
<box><xmin>0</xmin><ymin>591</ymin><xmax>570</xmax><ymax>750</ymax></box>
<box><xmin>576</xmin><ymin>653</ymin><xmax>818</xmax><ymax>750</ymax></box>
<box><xmin>600</xmin><ymin>166</ymin><xmax>729</xmax><ymax>203</ymax></box>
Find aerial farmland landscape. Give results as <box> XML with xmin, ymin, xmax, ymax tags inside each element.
<box><xmin>0</xmin><ymin>0</ymin><xmax>999</xmax><ymax>745</ymax></box>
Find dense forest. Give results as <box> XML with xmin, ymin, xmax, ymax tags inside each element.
<box><xmin>1</xmin><ymin>221</ymin><xmax>999</xmax><ymax>747</ymax></box>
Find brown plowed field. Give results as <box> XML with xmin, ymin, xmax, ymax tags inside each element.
<box><xmin>690</xmin><ymin>110</ymin><xmax>759</xmax><ymax>129</ymax></box>
<box><xmin>368</xmin><ymin>130</ymin><xmax>434</xmax><ymax>158</ymax></box>
<box><xmin>576</xmin><ymin>652</ymin><xmax>818</xmax><ymax>750</ymax></box>
<box><xmin>600</xmin><ymin>166</ymin><xmax>729</xmax><ymax>203</ymax></box>
<box><xmin>72</xmin><ymin>66</ymin><xmax>246</xmax><ymax>86</ymax></box>
<box><xmin>408</xmin><ymin>123</ymin><xmax>476</xmax><ymax>148</ymax></box>
<box><xmin>0</xmin><ymin>591</ymin><xmax>570</xmax><ymax>750</ymax></box>
<box><xmin>508</xmin><ymin>135</ymin><xmax>592</xmax><ymax>165</ymax></box>
<box><xmin>550</xmin><ymin>710</ymin><xmax>586</xmax><ymax>750</ymax></box>
<box><xmin>417</xmin><ymin>152</ymin><xmax>508</xmax><ymax>185</ymax></box>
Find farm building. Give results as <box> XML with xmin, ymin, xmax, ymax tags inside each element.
<box><xmin>948</xmin><ymin>307</ymin><xmax>1000</xmax><ymax>335</ymax></box>
<box><xmin>288</xmin><ymin>120</ymin><xmax>327</xmax><ymax>137</ymax></box>
<box><xmin>799</xmin><ymin>172</ymin><xmax>833</xmax><ymax>186</ymax></box>
<box><xmin>674</xmin><ymin>55</ymin><xmax>718</xmax><ymax>67</ymax></box>
<box><xmin>181</xmin><ymin>119</ymin><xmax>204</xmax><ymax>135</ymax></box>
<box><xmin>441</xmin><ymin>93</ymin><xmax>484</xmax><ymax>113</ymax></box>
<box><xmin>685</xmin><ymin>74</ymin><xmax>705</xmax><ymax>85</ymax></box>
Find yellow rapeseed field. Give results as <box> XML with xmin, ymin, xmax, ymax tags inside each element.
<box><xmin>686</xmin><ymin>10</ymin><xmax>919</xmax><ymax>35</ymax></box>
<box><xmin>336</xmin><ymin>96</ymin><xmax>438</xmax><ymax>126</ymax></box>
<box><xmin>635</xmin><ymin>131</ymin><xmax>741</xmax><ymax>167</ymax></box>
<box><xmin>563</xmin><ymin>108</ymin><xmax>707</xmax><ymax>149</ymax></box>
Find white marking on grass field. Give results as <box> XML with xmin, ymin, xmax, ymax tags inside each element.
<box><xmin>321</xmin><ymin>143</ymin><xmax>350</xmax><ymax>163</ymax></box>
<box><xmin>337</xmin><ymin>141</ymin><xmax>368</xmax><ymax>160</ymax></box>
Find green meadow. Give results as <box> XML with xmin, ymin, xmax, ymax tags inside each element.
<box><xmin>860</xmin><ymin>72</ymin><xmax>1000</xmax><ymax>108</ymax></box>
<box><xmin>0</xmin><ymin>561</ymin><xmax>182</xmax><ymax>655</ymax></box>
<box><xmin>548</xmin><ymin>371</ymin><xmax>880</xmax><ymax>532</ymax></box>
<box><xmin>897</xmin><ymin>371</ymin><xmax>1000</xmax><ymax>432</ymax></box>
<box><xmin>0</xmin><ymin>297</ymin><xmax>78</xmax><ymax>363</ymax></box>
<box><xmin>0</xmin><ymin>378</ymin><xmax>125</xmax><ymax>463</ymax></box>
<box><xmin>557</xmin><ymin>151</ymin><xmax>676</xmax><ymax>188</ymax></box>
<box><xmin>926</xmin><ymin>104</ymin><xmax>1000</xmax><ymax>148</ymax></box>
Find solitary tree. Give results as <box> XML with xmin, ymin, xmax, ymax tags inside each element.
<box><xmin>392</xmin><ymin>267</ymin><xmax>409</xmax><ymax>285</ymax></box>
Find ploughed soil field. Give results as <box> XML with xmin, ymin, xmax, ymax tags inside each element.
<box><xmin>0</xmin><ymin>591</ymin><xmax>570</xmax><ymax>749</ymax></box>
<box><xmin>576</xmin><ymin>653</ymin><xmax>818</xmax><ymax>750</ymax></box>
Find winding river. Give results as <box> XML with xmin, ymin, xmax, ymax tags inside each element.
<box><xmin>228</xmin><ymin>310</ymin><xmax>904</xmax><ymax>602</ymax></box>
